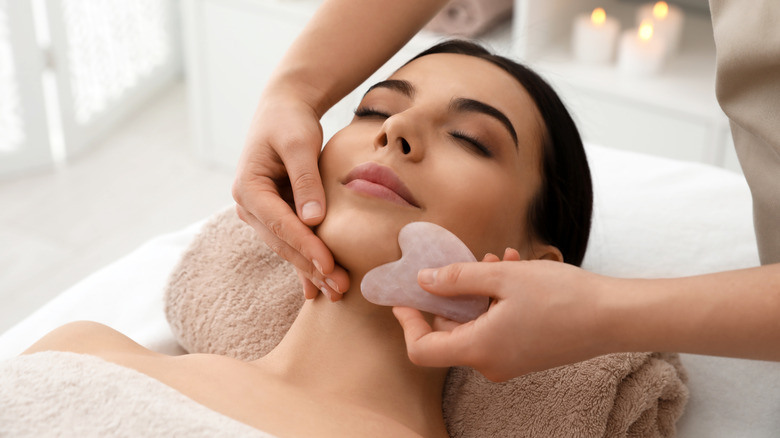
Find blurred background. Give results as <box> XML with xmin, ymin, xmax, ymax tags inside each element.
<box><xmin>0</xmin><ymin>0</ymin><xmax>233</xmax><ymax>332</ymax></box>
<box><xmin>0</xmin><ymin>0</ymin><xmax>729</xmax><ymax>333</ymax></box>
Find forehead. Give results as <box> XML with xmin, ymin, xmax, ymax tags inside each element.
<box><xmin>388</xmin><ymin>53</ymin><xmax>544</xmax><ymax>143</ymax></box>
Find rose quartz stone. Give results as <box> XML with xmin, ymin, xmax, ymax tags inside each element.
<box><xmin>361</xmin><ymin>222</ymin><xmax>489</xmax><ymax>323</ymax></box>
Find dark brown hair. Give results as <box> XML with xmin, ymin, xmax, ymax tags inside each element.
<box><xmin>408</xmin><ymin>40</ymin><xmax>593</xmax><ymax>266</ymax></box>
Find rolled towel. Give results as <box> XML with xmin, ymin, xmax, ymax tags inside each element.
<box><xmin>165</xmin><ymin>207</ymin><xmax>688</xmax><ymax>437</ymax></box>
<box><xmin>443</xmin><ymin>353</ymin><xmax>688</xmax><ymax>437</ymax></box>
<box><xmin>424</xmin><ymin>0</ymin><xmax>514</xmax><ymax>37</ymax></box>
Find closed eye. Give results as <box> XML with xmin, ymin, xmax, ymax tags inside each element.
<box><xmin>450</xmin><ymin>130</ymin><xmax>493</xmax><ymax>157</ymax></box>
<box><xmin>355</xmin><ymin>106</ymin><xmax>493</xmax><ymax>157</ymax></box>
<box><xmin>354</xmin><ymin>107</ymin><xmax>391</xmax><ymax>119</ymax></box>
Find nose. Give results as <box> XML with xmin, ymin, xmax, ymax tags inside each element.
<box><xmin>373</xmin><ymin>113</ymin><xmax>424</xmax><ymax>161</ymax></box>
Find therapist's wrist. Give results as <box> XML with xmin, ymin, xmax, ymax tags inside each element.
<box><xmin>579</xmin><ymin>273</ymin><xmax>629</xmax><ymax>358</ymax></box>
<box><xmin>594</xmin><ymin>276</ymin><xmax>672</xmax><ymax>355</ymax></box>
<box><xmin>262</xmin><ymin>69</ymin><xmax>336</xmax><ymax>119</ymax></box>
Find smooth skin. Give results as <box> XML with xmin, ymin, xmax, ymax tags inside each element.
<box><xmin>234</xmin><ymin>0</ymin><xmax>780</xmax><ymax>380</ymax></box>
<box><xmin>233</xmin><ymin>0</ymin><xmax>449</xmax><ymax>300</ymax></box>
<box><xmin>394</xmin><ymin>251</ymin><xmax>780</xmax><ymax>381</ymax></box>
<box><xmin>23</xmin><ymin>53</ymin><xmax>560</xmax><ymax>437</ymax></box>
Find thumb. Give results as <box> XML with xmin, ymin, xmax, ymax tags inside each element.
<box><xmin>285</xmin><ymin>140</ymin><xmax>327</xmax><ymax>227</ymax></box>
<box><xmin>417</xmin><ymin>261</ymin><xmax>503</xmax><ymax>298</ymax></box>
<box><xmin>392</xmin><ymin>306</ymin><xmax>472</xmax><ymax>368</ymax></box>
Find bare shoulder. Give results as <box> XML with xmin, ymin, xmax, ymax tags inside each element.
<box><xmin>22</xmin><ymin>320</ymin><xmax>158</xmax><ymax>358</ymax></box>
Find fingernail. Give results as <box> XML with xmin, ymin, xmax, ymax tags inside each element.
<box><xmin>325</xmin><ymin>277</ymin><xmax>340</xmax><ymax>294</ymax></box>
<box><xmin>418</xmin><ymin>268</ymin><xmax>437</xmax><ymax>285</ymax></box>
<box><xmin>302</xmin><ymin>201</ymin><xmax>323</xmax><ymax>220</ymax></box>
<box><xmin>312</xmin><ymin>259</ymin><xmax>324</xmax><ymax>275</ymax></box>
<box><xmin>320</xmin><ymin>286</ymin><xmax>333</xmax><ymax>301</ymax></box>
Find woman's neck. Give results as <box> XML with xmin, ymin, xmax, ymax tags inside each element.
<box><xmin>253</xmin><ymin>277</ymin><xmax>449</xmax><ymax>437</ymax></box>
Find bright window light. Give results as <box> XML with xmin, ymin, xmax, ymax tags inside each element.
<box><xmin>61</xmin><ymin>0</ymin><xmax>172</xmax><ymax>124</ymax></box>
<box><xmin>0</xmin><ymin>0</ymin><xmax>26</xmax><ymax>154</ymax></box>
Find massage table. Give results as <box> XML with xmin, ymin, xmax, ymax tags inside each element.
<box><xmin>2</xmin><ymin>144</ymin><xmax>778</xmax><ymax>437</ymax></box>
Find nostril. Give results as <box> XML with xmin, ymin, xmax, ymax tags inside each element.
<box><xmin>401</xmin><ymin>138</ymin><xmax>411</xmax><ymax>154</ymax></box>
<box><xmin>378</xmin><ymin>133</ymin><xmax>388</xmax><ymax>147</ymax></box>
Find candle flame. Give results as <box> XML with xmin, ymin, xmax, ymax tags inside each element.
<box><xmin>638</xmin><ymin>20</ymin><xmax>654</xmax><ymax>41</ymax></box>
<box><xmin>591</xmin><ymin>7</ymin><xmax>606</xmax><ymax>26</ymax></box>
<box><xmin>653</xmin><ymin>1</ymin><xmax>669</xmax><ymax>19</ymax></box>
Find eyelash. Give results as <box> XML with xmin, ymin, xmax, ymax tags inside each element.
<box><xmin>450</xmin><ymin>130</ymin><xmax>493</xmax><ymax>157</ymax></box>
<box><xmin>354</xmin><ymin>106</ymin><xmax>493</xmax><ymax>158</ymax></box>
<box><xmin>354</xmin><ymin>106</ymin><xmax>390</xmax><ymax>118</ymax></box>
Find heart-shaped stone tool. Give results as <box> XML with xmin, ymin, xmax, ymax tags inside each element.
<box><xmin>361</xmin><ymin>222</ymin><xmax>489</xmax><ymax>323</ymax></box>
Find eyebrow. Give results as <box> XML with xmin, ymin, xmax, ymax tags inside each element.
<box><xmin>364</xmin><ymin>79</ymin><xmax>519</xmax><ymax>147</ymax></box>
<box><xmin>450</xmin><ymin>98</ymin><xmax>518</xmax><ymax>147</ymax></box>
<box><xmin>365</xmin><ymin>79</ymin><xmax>415</xmax><ymax>99</ymax></box>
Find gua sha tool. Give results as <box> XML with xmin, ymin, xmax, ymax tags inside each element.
<box><xmin>361</xmin><ymin>222</ymin><xmax>489</xmax><ymax>323</ymax></box>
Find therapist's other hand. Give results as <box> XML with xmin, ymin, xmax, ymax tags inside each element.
<box><xmin>232</xmin><ymin>92</ymin><xmax>349</xmax><ymax>300</ymax></box>
<box><xmin>393</xmin><ymin>249</ymin><xmax>608</xmax><ymax>381</ymax></box>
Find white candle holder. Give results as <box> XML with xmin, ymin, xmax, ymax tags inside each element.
<box><xmin>636</xmin><ymin>1</ymin><xmax>685</xmax><ymax>55</ymax></box>
<box><xmin>572</xmin><ymin>7</ymin><xmax>620</xmax><ymax>64</ymax></box>
<box><xmin>618</xmin><ymin>21</ymin><xmax>665</xmax><ymax>76</ymax></box>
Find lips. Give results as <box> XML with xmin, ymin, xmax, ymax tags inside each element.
<box><xmin>343</xmin><ymin>162</ymin><xmax>420</xmax><ymax>208</ymax></box>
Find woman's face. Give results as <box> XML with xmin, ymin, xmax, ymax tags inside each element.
<box><xmin>317</xmin><ymin>53</ymin><xmax>549</xmax><ymax>274</ymax></box>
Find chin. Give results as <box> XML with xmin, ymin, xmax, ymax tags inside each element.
<box><xmin>316</xmin><ymin>210</ymin><xmax>404</xmax><ymax>277</ymax></box>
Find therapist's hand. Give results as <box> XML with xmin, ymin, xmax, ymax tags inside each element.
<box><xmin>393</xmin><ymin>249</ymin><xmax>610</xmax><ymax>381</ymax></box>
<box><xmin>232</xmin><ymin>90</ymin><xmax>349</xmax><ymax>300</ymax></box>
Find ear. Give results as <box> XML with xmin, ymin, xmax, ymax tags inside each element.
<box><xmin>532</xmin><ymin>242</ymin><xmax>563</xmax><ymax>263</ymax></box>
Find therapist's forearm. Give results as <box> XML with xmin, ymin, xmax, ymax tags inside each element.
<box><xmin>265</xmin><ymin>0</ymin><xmax>448</xmax><ymax>117</ymax></box>
<box><xmin>601</xmin><ymin>264</ymin><xmax>780</xmax><ymax>361</ymax></box>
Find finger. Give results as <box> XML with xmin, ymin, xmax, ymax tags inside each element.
<box><xmin>392</xmin><ymin>307</ymin><xmax>470</xmax><ymax>368</ymax></box>
<box><xmin>237</xmin><ymin>203</ymin><xmax>317</xmax><ymax>270</ymax></box>
<box><xmin>431</xmin><ymin>315</ymin><xmax>462</xmax><ymax>332</ymax></box>
<box><xmin>325</xmin><ymin>264</ymin><xmax>350</xmax><ymax>295</ymax></box>
<box><xmin>503</xmin><ymin>247</ymin><xmax>522</xmax><ymax>261</ymax></box>
<box><xmin>240</xmin><ymin>205</ymin><xmax>350</xmax><ymax>295</ymax></box>
<box><xmin>235</xmin><ymin>194</ymin><xmax>343</xmax><ymax>287</ymax></box>
<box><xmin>298</xmin><ymin>269</ymin><xmax>345</xmax><ymax>302</ymax></box>
<box><xmin>392</xmin><ymin>307</ymin><xmax>432</xmax><ymax>338</ymax></box>
<box><xmin>298</xmin><ymin>270</ymin><xmax>319</xmax><ymax>300</ymax></box>
<box><xmin>281</xmin><ymin>142</ymin><xmax>328</xmax><ymax>227</ymax></box>
<box><xmin>236</xmin><ymin>186</ymin><xmax>333</xmax><ymax>272</ymax></box>
<box><xmin>417</xmin><ymin>262</ymin><xmax>504</xmax><ymax>298</ymax></box>
<box><xmin>482</xmin><ymin>253</ymin><xmax>500</xmax><ymax>262</ymax></box>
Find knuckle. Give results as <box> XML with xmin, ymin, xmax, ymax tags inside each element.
<box><xmin>440</xmin><ymin>264</ymin><xmax>464</xmax><ymax>284</ymax></box>
<box><xmin>406</xmin><ymin>344</ymin><xmax>424</xmax><ymax>365</ymax></box>
<box><xmin>291</xmin><ymin>171</ymin><xmax>320</xmax><ymax>193</ymax></box>
<box><xmin>265</xmin><ymin>217</ymin><xmax>285</xmax><ymax>240</ymax></box>
<box><xmin>277</xmin><ymin>134</ymin><xmax>308</xmax><ymax>152</ymax></box>
<box><xmin>266</xmin><ymin>238</ymin><xmax>290</xmax><ymax>260</ymax></box>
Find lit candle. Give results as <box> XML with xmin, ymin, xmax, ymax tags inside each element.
<box><xmin>572</xmin><ymin>7</ymin><xmax>620</xmax><ymax>64</ymax></box>
<box><xmin>636</xmin><ymin>1</ymin><xmax>685</xmax><ymax>54</ymax></box>
<box><xmin>617</xmin><ymin>20</ymin><xmax>665</xmax><ymax>76</ymax></box>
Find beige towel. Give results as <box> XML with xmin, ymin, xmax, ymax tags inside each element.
<box><xmin>166</xmin><ymin>207</ymin><xmax>688</xmax><ymax>437</ymax></box>
<box><xmin>0</xmin><ymin>351</ymin><xmax>273</xmax><ymax>437</ymax></box>
<box><xmin>424</xmin><ymin>0</ymin><xmax>513</xmax><ymax>37</ymax></box>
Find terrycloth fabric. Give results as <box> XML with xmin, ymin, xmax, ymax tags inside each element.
<box><xmin>0</xmin><ymin>351</ymin><xmax>274</xmax><ymax>437</ymax></box>
<box><xmin>165</xmin><ymin>207</ymin><xmax>689</xmax><ymax>437</ymax></box>
<box><xmin>424</xmin><ymin>0</ymin><xmax>513</xmax><ymax>37</ymax></box>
